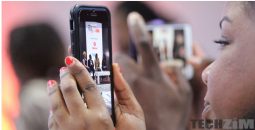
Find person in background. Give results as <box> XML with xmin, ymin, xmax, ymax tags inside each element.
<box><xmin>173</xmin><ymin>29</ymin><xmax>185</xmax><ymax>62</ymax></box>
<box><xmin>9</xmin><ymin>23</ymin><xmax>66</xmax><ymax>130</ymax></box>
<box><xmin>82</xmin><ymin>51</ymin><xmax>89</xmax><ymax>70</ymax></box>
<box><xmin>102</xmin><ymin>54</ymin><xmax>108</xmax><ymax>71</ymax></box>
<box><xmin>94</xmin><ymin>53</ymin><xmax>101</xmax><ymax>71</ymax></box>
<box><xmin>88</xmin><ymin>54</ymin><xmax>95</xmax><ymax>78</ymax></box>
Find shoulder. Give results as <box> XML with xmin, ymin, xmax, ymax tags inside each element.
<box><xmin>18</xmin><ymin>79</ymin><xmax>50</xmax><ymax>130</ymax></box>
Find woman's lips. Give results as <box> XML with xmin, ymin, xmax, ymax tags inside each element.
<box><xmin>202</xmin><ymin>102</ymin><xmax>211</xmax><ymax>120</ymax></box>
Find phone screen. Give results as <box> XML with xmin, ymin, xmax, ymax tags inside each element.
<box><xmin>146</xmin><ymin>24</ymin><xmax>194</xmax><ymax>79</ymax></box>
<box><xmin>83</xmin><ymin>21</ymin><xmax>112</xmax><ymax>114</ymax></box>
<box><xmin>85</xmin><ymin>21</ymin><xmax>103</xmax><ymax>66</ymax></box>
<box><xmin>147</xmin><ymin>24</ymin><xmax>192</xmax><ymax>65</ymax></box>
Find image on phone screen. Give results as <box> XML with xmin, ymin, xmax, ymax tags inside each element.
<box><xmin>81</xmin><ymin>21</ymin><xmax>112</xmax><ymax>114</ymax></box>
<box><xmin>146</xmin><ymin>24</ymin><xmax>194</xmax><ymax>79</ymax></box>
<box><xmin>147</xmin><ymin>24</ymin><xmax>192</xmax><ymax>66</ymax></box>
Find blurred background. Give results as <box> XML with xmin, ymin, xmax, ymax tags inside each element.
<box><xmin>2</xmin><ymin>1</ymin><xmax>225</xmax><ymax>130</ymax></box>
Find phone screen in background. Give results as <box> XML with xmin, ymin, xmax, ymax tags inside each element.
<box><xmin>146</xmin><ymin>24</ymin><xmax>194</xmax><ymax>79</ymax></box>
<box><xmin>84</xmin><ymin>21</ymin><xmax>112</xmax><ymax>115</ymax></box>
<box><xmin>149</xmin><ymin>25</ymin><xmax>192</xmax><ymax>66</ymax></box>
<box><xmin>153</xmin><ymin>27</ymin><xmax>174</xmax><ymax>61</ymax></box>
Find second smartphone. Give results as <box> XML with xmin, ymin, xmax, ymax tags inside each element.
<box><xmin>70</xmin><ymin>5</ymin><xmax>115</xmax><ymax>124</ymax></box>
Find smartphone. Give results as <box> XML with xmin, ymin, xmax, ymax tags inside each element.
<box><xmin>70</xmin><ymin>5</ymin><xmax>115</xmax><ymax>124</ymax></box>
<box><xmin>129</xmin><ymin>24</ymin><xmax>193</xmax><ymax>79</ymax></box>
<box><xmin>147</xmin><ymin>24</ymin><xmax>194</xmax><ymax>79</ymax></box>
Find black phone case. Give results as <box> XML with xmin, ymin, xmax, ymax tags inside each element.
<box><xmin>69</xmin><ymin>4</ymin><xmax>116</xmax><ymax>125</ymax></box>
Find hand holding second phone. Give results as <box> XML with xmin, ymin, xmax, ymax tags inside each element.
<box><xmin>116</xmin><ymin>12</ymin><xmax>193</xmax><ymax>130</ymax></box>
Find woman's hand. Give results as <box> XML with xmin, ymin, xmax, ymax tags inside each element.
<box><xmin>116</xmin><ymin>12</ymin><xmax>193</xmax><ymax>130</ymax></box>
<box><xmin>113</xmin><ymin>64</ymin><xmax>146</xmax><ymax>130</ymax></box>
<box><xmin>47</xmin><ymin>56</ymin><xmax>145</xmax><ymax>130</ymax></box>
<box><xmin>47</xmin><ymin>56</ymin><xmax>114</xmax><ymax>130</ymax></box>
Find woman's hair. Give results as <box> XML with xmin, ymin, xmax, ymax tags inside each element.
<box><xmin>9</xmin><ymin>23</ymin><xmax>66</xmax><ymax>84</ymax></box>
<box><xmin>242</xmin><ymin>2</ymin><xmax>255</xmax><ymax>20</ymax></box>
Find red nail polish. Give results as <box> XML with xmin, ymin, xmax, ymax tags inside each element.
<box><xmin>47</xmin><ymin>80</ymin><xmax>55</xmax><ymax>88</ymax></box>
<box><xmin>65</xmin><ymin>56</ymin><xmax>73</xmax><ymax>65</ymax></box>
<box><xmin>60</xmin><ymin>67</ymin><xmax>67</xmax><ymax>72</ymax></box>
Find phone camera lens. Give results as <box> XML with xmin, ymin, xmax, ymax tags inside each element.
<box><xmin>91</xmin><ymin>10</ymin><xmax>97</xmax><ymax>16</ymax></box>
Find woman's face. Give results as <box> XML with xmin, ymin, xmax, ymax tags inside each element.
<box><xmin>202</xmin><ymin>3</ymin><xmax>255</xmax><ymax>121</ymax></box>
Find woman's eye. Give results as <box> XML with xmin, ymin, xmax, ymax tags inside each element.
<box><xmin>214</xmin><ymin>39</ymin><xmax>229</xmax><ymax>45</ymax></box>
<box><xmin>214</xmin><ymin>38</ymin><xmax>230</xmax><ymax>49</ymax></box>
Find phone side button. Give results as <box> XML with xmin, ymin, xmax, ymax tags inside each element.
<box><xmin>70</xmin><ymin>31</ymin><xmax>74</xmax><ymax>43</ymax></box>
<box><xmin>70</xmin><ymin>19</ymin><xmax>74</xmax><ymax>30</ymax></box>
<box><xmin>70</xmin><ymin>31</ymin><xmax>75</xmax><ymax>55</ymax></box>
<box><xmin>72</xmin><ymin>45</ymin><xmax>75</xmax><ymax>55</ymax></box>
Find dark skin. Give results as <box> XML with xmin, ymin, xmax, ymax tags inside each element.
<box><xmin>116</xmin><ymin>12</ymin><xmax>193</xmax><ymax>130</ymax></box>
<box><xmin>48</xmin><ymin>12</ymin><xmax>193</xmax><ymax>130</ymax></box>
<box><xmin>202</xmin><ymin>2</ymin><xmax>255</xmax><ymax>125</ymax></box>
<box><xmin>47</xmin><ymin>57</ymin><xmax>145</xmax><ymax>130</ymax></box>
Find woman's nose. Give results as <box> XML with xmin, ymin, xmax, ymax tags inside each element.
<box><xmin>201</xmin><ymin>63</ymin><xmax>212</xmax><ymax>86</ymax></box>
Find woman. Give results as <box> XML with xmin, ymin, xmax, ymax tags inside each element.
<box><xmin>48</xmin><ymin>2</ymin><xmax>255</xmax><ymax>130</ymax></box>
<box><xmin>9</xmin><ymin>23</ymin><xmax>66</xmax><ymax>130</ymax></box>
<box><xmin>173</xmin><ymin>29</ymin><xmax>185</xmax><ymax>63</ymax></box>
<box><xmin>82</xmin><ymin>51</ymin><xmax>89</xmax><ymax>70</ymax></box>
<box><xmin>88</xmin><ymin>54</ymin><xmax>95</xmax><ymax>78</ymax></box>
<box><xmin>202</xmin><ymin>2</ymin><xmax>255</xmax><ymax>123</ymax></box>
<box><xmin>94</xmin><ymin>53</ymin><xmax>101</xmax><ymax>71</ymax></box>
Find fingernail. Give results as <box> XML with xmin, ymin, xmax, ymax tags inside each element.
<box><xmin>65</xmin><ymin>56</ymin><xmax>73</xmax><ymax>66</ymax></box>
<box><xmin>60</xmin><ymin>67</ymin><xmax>67</xmax><ymax>72</ymax></box>
<box><xmin>113</xmin><ymin>63</ymin><xmax>121</xmax><ymax>73</ymax></box>
<box><xmin>118</xmin><ymin>65</ymin><xmax>122</xmax><ymax>73</ymax></box>
<box><xmin>47</xmin><ymin>80</ymin><xmax>56</xmax><ymax>88</ymax></box>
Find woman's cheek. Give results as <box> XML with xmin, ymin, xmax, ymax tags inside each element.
<box><xmin>206</xmin><ymin>47</ymin><xmax>242</xmax><ymax>118</ymax></box>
